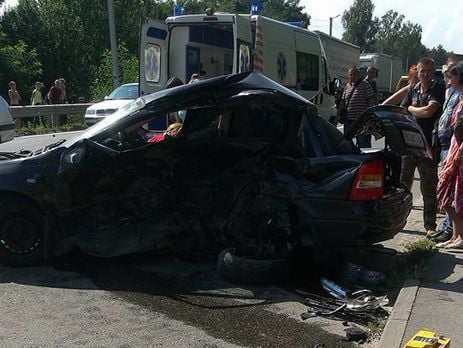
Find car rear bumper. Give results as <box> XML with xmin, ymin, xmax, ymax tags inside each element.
<box><xmin>300</xmin><ymin>188</ymin><xmax>412</xmax><ymax>246</ymax></box>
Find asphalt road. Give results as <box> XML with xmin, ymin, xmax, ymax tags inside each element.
<box><xmin>0</xmin><ymin>132</ymin><xmax>359</xmax><ymax>347</ymax></box>
<box><xmin>0</xmin><ymin>130</ymin><xmax>84</xmax><ymax>152</ymax></box>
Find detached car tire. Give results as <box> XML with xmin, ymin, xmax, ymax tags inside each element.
<box><xmin>217</xmin><ymin>248</ymin><xmax>290</xmax><ymax>285</ymax></box>
<box><xmin>0</xmin><ymin>198</ymin><xmax>45</xmax><ymax>266</ymax></box>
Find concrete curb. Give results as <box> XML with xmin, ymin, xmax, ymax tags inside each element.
<box><xmin>378</xmin><ymin>278</ymin><xmax>420</xmax><ymax>348</ymax></box>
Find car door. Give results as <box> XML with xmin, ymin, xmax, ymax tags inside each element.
<box><xmin>139</xmin><ymin>18</ymin><xmax>169</xmax><ymax>96</ymax></box>
<box><xmin>55</xmin><ymin>138</ymin><xmax>175</xmax><ymax>256</ymax></box>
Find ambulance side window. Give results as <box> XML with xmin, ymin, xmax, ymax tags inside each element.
<box><xmin>296</xmin><ymin>52</ymin><xmax>319</xmax><ymax>91</ymax></box>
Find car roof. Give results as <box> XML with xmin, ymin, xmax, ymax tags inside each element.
<box><xmin>119</xmin><ymin>83</ymin><xmax>138</xmax><ymax>87</ymax></box>
<box><xmin>142</xmin><ymin>72</ymin><xmax>310</xmax><ymax>111</ymax></box>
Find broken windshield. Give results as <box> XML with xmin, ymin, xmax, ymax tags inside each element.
<box><xmin>61</xmin><ymin>98</ymin><xmax>146</xmax><ymax>148</ymax></box>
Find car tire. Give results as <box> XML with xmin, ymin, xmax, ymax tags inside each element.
<box><xmin>0</xmin><ymin>198</ymin><xmax>45</xmax><ymax>266</ymax></box>
<box><xmin>217</xmin><ymin>247</ymin><xmax>290</xmax><ymax>285</ymax></box>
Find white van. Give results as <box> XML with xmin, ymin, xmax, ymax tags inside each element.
<box><xmin>0</xmin><ymin>96</ymin><xmax>15</xmax><ymax>143</ymax></box>
<box><xmin>140</xmin><ymin>13</ymin><xmax>338</xmax><ymax>122</ymax></box>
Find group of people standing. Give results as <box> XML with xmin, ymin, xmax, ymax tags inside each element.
<box><xmin>337</xmin><ymin>54</ymin><xmax>463</xmax><ymax>250</ymax></box>
<box><xmin>7</xmin><ymin>78</ymin><xmax>67</xmax><ymax>127</ymax></box>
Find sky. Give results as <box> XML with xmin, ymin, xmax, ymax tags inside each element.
<box><xmin>302</xmin><ymin>0</ymin><xmax>463</xmax><ymax>53</ymax></box>
<box><xmin>1</xmin><ymin>0</ymin><xmax>462</xmax><ymax>53</ymax></box>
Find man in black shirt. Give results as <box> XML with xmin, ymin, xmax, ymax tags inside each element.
<box><xmin>400</xmin><ymin>57</ymin><xmax>446</xmax><ymax>236</ymax></box>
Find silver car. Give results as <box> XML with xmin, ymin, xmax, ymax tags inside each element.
<box><xmin>85</xmin><ymin>83</ymin><xmax>139</xmax><ymax>126</ymax></box>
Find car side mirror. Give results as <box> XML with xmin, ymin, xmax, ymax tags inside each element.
<box><xmin>104</xmin><ymin>95</ymin><xmax>109</xmax><ymax>100</ymax></box>
<box><xmin>63</xmin><ymin>147</ymin><xmax>86</xmax><ymax>166</ymax></box>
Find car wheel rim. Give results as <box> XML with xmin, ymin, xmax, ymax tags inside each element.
<box><xmin>0</xmin><ymin>212</ymin><xmax>41</xmax><ymax>254</ymax></box>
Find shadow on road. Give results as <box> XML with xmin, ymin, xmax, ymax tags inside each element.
<box><xmin>0</xmin><ymin>251</ymin><xmax>356</xmax><ymax>348</ymax></box>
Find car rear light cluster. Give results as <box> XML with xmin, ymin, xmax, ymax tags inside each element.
<box><xmin>349</xmin><ymin>159</ymin><xmax>384</xmax><ymax>201</ymax></box>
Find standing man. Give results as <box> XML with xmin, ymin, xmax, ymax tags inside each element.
<box><xmin>8</xmin><ymin>81</ymin><xmax>21</xmax><ymax>106</ymax></box>
<box><xmin>400</xmin><ymin>56</ymin><xmax>446</xmax><ymax>236</ymax></box>
<box><xmin>337</xmin><ymin>66</ymin><xmax>376</xmax><ymax>147</ymax></box>
<box><xmin>48</xmin><ymin>79</ymin><xmax>63</xmax><ymax>127</ymax></box>
<box><xmin>49</xmin><ymin>79</ymin><xmax>63</xmax><ymax>104</ymax></box>
<box><xmin>8</xmin><ymin>81</ymin><xmax>22</xmax><ymax>127</ymax></box>
<box><xmin>365</xmin><ymin>66</ymin><xmax>378</xmax><ymax>104</ymax></box>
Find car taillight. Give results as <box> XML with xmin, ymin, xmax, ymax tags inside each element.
<box><xmin>349</xmin><ymin>159</ymin><xmax>384</xmax><ymax>200</ymax></box>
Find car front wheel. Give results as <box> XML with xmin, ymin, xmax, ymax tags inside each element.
<box><xmin>0</xmin><ymin>198</ymin><xmax>45</xmax><ymax>266</ymax></box>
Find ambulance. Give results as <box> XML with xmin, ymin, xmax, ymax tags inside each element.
<box><xmin>139</xmin><ymin>12</ymin><xmax>339</xmax><ymax>123</ymax></box>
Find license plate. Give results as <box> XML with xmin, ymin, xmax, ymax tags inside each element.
<box><xmin>402</xmin><ymin>130</ymin><xmax>425</xmax><ymax>148</ymax></box>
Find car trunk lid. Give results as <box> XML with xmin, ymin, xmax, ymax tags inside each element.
<box><xmin>343</xmin><ymin>105</ymin><xmax>432</xmax><ymax>159</ymax></box>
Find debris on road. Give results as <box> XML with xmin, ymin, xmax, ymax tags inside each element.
<box><xmin>300</xmin><ymin>278</ymin><xmax>389</xmax><ymax>326</ymax></box>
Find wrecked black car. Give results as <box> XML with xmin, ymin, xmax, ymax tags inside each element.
<box><xmin>0</xmin><ymin>73</ymin><xmax>430</xmax><ymax>267</ymax></box>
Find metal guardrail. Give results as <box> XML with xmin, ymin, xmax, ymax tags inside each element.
<box><xmin>10</xmin><ymin>104</ymin><xmax>91</xmax><ymax>119</ymax></box>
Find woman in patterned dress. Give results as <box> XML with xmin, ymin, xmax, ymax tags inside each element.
<box><xmin>436</xmin><ymin>61</ymin><xmax>463</xmax><ymax>248</ymax></box>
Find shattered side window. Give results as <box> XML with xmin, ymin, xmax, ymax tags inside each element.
<box><xmin>313</xmin><ymin>117</ymin><xmax>357</xmax><ymax>156</ymax></box>
<box><xmin>225</xmin><ymin>107</ymin><xmax>289</xmax><ymax>142</ymax></box>
<box><xmin>184</xmin><ymin>108</ymin><xmax>223</xmax><ymax>140</ymax></box>
<box><xmin>298</xmin><ymin>112</ymin><xmax>356</xmax><ymax>157</ymax></box>
<box><xmin>182</xmin><ymin>105</ymin><xmax>290</xmax><ymax>143</ymax></box>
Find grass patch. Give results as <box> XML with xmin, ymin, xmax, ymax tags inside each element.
<box><xmin>385</xmin><ymin>238</ymin><xmax>437</xmax><ymax>288</ymax></box>
<box><xmin>366</xmin><ymin>318</ymin><xmax>386</xmax><ymax>340</ymax></box>
<box><xmin>16</xmin><ymin>114</ymin><xmax>88</xmax><ymax>136</ymax></box>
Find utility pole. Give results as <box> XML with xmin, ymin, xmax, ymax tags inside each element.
<box><xmin>107</xmin><ymin>0</ymin><xmax>120</xmax><ymax>88</ymax></box>
<box><xmin>329</xmin><ymin>14</ymin><xmax>340</xmax><ymax>36</ymax></box>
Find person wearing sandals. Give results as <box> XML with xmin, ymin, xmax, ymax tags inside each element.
<box><xmin>431</xmin><ymin>54</ymin><xmax>463</xmax><ymax>243</ymax></box>
<box><xmin>436</xmin><ymin>61</ymin><xmax>463</xmax><ymax>249</ymax></box>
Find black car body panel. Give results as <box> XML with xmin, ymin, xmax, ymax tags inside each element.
<box><xmin>0</xmin><ymin>73</ymin><xmax>429</xmax><ymax>264</ymax></box>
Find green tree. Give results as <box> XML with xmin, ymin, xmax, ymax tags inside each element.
<box><xmin>395</xmin><ymin>21</ymin><xmax>427</xmax><ymax>67</ymax></box>
<box><xmin>174</xmin><ymin>0</ymin><xmax>310</xmax><ymax>22</ymax></box>
<box><xmin>375</xmin><ymin>10</ymin><xmax>404</xmax><ymax>54</ymax></box>
<box><xmin>374</xmin><ymin>10</ymin><xmax>426</xmax><ymax>66</ymax></box>
<box><xmin>1</xmin><ymin>0</ymin><xmax>311</xmax><ymax>103</ymax></box>
<box><xmin>428</xmin><ymin>45</ymin><xmax>448</xmax><ymax>67</ymax></box>
<box><xmin>90</xmin><ymin>43</ymin><xmax>138</xmax><ymax>101</ymax></box>
<box><xmin>0</xmin><ymin>30</ymin><xmax>42</xmax><ymax>102</ymax></box>
<box><xmin>341</xmin><ymin>0</ymin><xmax>377</xmax><ymax>51</ymax></box>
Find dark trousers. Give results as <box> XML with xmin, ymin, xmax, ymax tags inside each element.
<box><xmin>401</xmin><ymin>156</ymin><xmax>438</xmax><ymax>231</ymax></box>
<box><xmin>344</xmin><ymin>119</ymin><xmax>371</xmax><ymax>148</ymax></box>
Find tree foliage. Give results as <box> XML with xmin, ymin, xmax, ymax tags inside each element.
<box><xmin>428</xmin><ymin>45</ymin><xmax>449</xmax><ymax>67</ymax></box>
<box><xmin>374</xmin><ymin>10</ymin><xmax>426</xmax><ymax>65</ymax></box>
<box><xmin>90</xmin><ymin>43</ymin><xmax>138</xmax><ymax>102</ymax></box>
<box><xmin>1</xmin><ymin>0</ymin><xmax>309</xmax><ymax>103</ymax></box>
<box><xmin>341</xmin><ymin>0</ymin><xmax>377</xmax><ymax>51</ymax></box>
<box><xmin>341</xmin><ymin>0</ymin><xmax>449</xmax><ymax>69</ymax></box>
<box><xmin>0</xmin><ymin>30</ymin><xmax>42</xmax><ymax>102</ymax></box>
<box><xmin>0</xmin><ymin>0</ymin><xmax>448</xmax><ymax>104</ymax></box>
